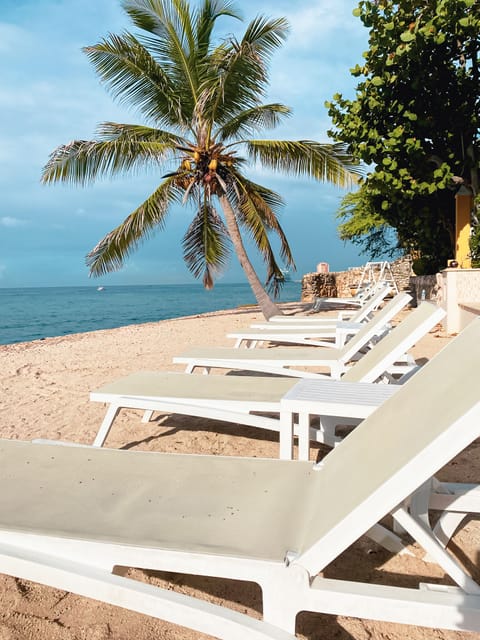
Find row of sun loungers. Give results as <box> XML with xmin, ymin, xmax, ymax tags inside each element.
<box><xmin>2</xmin><ymin>291</ymin><xmax>480</xmax><ymax>638</ymax></box>
<box><xmin>226</xmin><ymin>287</ymin><xmax>404</xmax><ymax>347</ymax></box>
<box><xmin>91</xmin><ymin>300</ymin><xmax>445</xmax><ymax>453</ymax></box>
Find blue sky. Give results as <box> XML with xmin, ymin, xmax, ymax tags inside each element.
<box><xmin>0</xmin><ymin>0</ymin><xmax>369</xmax><ymax>288</ymax></box>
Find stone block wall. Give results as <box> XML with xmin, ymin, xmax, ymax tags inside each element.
<box><xmin>409</xmin><ymin>274</ymin><xmax>438</xmax><ymax>304</ymax></box>
<box><xmin>301</xmin><ymin>273</ymin><xmax>336</xmax><ymax>301</ymax></box>
<box><xmin>391</xmin><ymin>255</ymin><xmax>414</xmax><ymax>291</ymax></box>
<box><xmin>301</xmin><ymin>257</ymin><xmax>414</xmax><ymax>302</ymax></box>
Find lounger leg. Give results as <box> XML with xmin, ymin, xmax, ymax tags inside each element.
<box><xmin>142</xmin><ymin>411</ymin><xmax>154</xmax><ymax>424</ymax></box>
<box><xmin>392</xmin><ymin>505</ymin><xmax>480</xmax><ymax>594</ymax></box>
<box><xmin>433</xmin><ymin>513</ymin><xmax>469</xmax><ymax>547</ymax></box>
<box><xmin>262</xmin><ymin>565</ymin><xmax>309</xmax><ymax>634</ymax></box>
<box><xmin>365</xmin><ymin>524</ymin><xmax>412</xmax><ymax>555</ymax></box>
<box><xmin>185</xmin><ymin>365</ymin><xmax>211</xmax><ymax>374</ymax></box>
<box><xmin>318</xmin><ymin>416</ymin><xmax>340</xmax><ymax>448</ymax></box>
<box><xmin>279</xmin><ymin>410</ymin><xmax>294</xmax><ymax>460</ymax></box>
<box><xmin>93</xmin><ymin>404</ymin><xmax>122</xmax><ymax>447</ymax></box>
<box><xmin>429</xmin><ymin>481</ymin><xmax>479</xmax><ymax>547</ymax></box>
<box><xmin>298</xmin><ymin>412</ymin><xmax>310</xmax><ymax>461</ymax></box>
<box><xmin>408</xmin><ymin>480</ymin><xmax>467</xmax><ymax>551</ymax></box>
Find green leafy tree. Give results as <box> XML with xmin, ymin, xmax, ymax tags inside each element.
<box><xmin>326</xmin><ymin>0</ymin><xmax>479</xmax><ymax>274</ymax></box>
<box><xmin>41</xmin><ymin>0</ymin><xmax>358</xmax><ymax>318</ymax></box>
<box><xmin>336</xmin><ymin>190</ymin><xmax>401</xmax><ymax>259</ymax></box>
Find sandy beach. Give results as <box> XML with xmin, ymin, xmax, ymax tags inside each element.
<box><xmin>0</xmin><ymin>302</ymin><xmax>478</xmax><ymax>640</ymax></box>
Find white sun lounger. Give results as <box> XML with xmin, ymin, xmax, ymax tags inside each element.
<box><xmin>311</xmin><ymin>279</ymin><xmax>386</xmax><ymax>310</ymax></box>
<box><xmin>264</xmin><ymin>284</ymin><xmax>391</xmax><ymax>325</ymax></box>
<box><xmin>1</xmin><ymin>319</ymin><xmax>480</xmax><ymax>637</ymax></box>
<box><xmin>90</xmin><ymin>302</ymin><xmax>446</xmax><ymax>453</ymax></box>
<box><xmin>228</xmin><ymin>290</ymin><xmax>406</xmax><ymax>348</ymax></box>
<box><xmin>229</xmin><ymin>323</ymin><xmax>363</xmax><ymax>349</ymax></box>
<box><xmin>174</xmin><ymin>296</ymin><xmax>433</xmax><ymax>380</ymax></box>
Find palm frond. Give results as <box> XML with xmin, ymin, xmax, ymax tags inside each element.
<box><xmin>120</xmin><ymin>0</ymin><xmax>195</xmax><ymax>45</ymax></box>
<box><xmin>182</xmin><ymin>202</ymin><xmax>231</xmax><ymax>288</ymax></box>
<box><xmin>216</xmin><ymin>103</ymin><xmax>291</xmax><ymax>141</ymax></box>
<box><xmin>86</xmin><ymin>178</ymin><xmax>182</xmax><ymax>276</ymax></box>
<box><xmin>241</xmin><ymin>15</ymin><xmax>290</xmax><ymax>62</ymax></box>
<box><xmin>121</xmin><ymin>0</ymin><xmax>172</xmax><ymax>35</ymax></box>
<box><xmin>204</xmin><ymin>16</ymin><xmax>289</xmax><ymax>128</ymax></box>
<box><xmin>242</xmin><ymin>181</ymin><xmax>294</xmax><ymax>267</ymax></box>
<box><xmin>194</xmin><ymin>0</ymin><xmax>241</xmax><ymax>58</ymax></box>
<box><xmin>245</xmin><ymin>140</ymin><xmax>362</xmax><ymax>188</ymax></box>
<box><xmin>127</xmin><ymin>0</ymin><xmax>203</xmax><ymax>112</ymax></box>
<box><xmin>83</xmin><ymin>33</ymin><xmax>186</xmax><ymax>127</ymax></box>
<box><xmin>219</xmin><ymin>174</ymin><xmax>293</xmax><ymax>297</ymax></box>
<box><xmin>229</xmin><ymin>173</ymin><xmax>295</xmax><ymax>269</ymax></box>
<box><xmin>41</xmin><ymin>130</ymin><xmax>178</xmax><ymax>186</ymax></box>
<box><xmin>96</xmin><ymin>121</ymin><xmax>188</xmax><ymax>146</ymax></box>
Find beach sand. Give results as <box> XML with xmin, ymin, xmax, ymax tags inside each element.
<box><xmin>0</xmin><ymin>303</ymin><xmax>478</xmax><ymax>640</ymax></box>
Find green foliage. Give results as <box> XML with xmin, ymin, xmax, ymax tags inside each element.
<box><xmin>336</xmin><ymin>190</ymin><xmax>401</xmax><ymax>259</ymax></box>
<box><xmin>42</xmin><ymin>0</ymin><xmax>360</xmax><ymax>315</ymax></box>
<box><xmin>327</xmin><ymin>0</ymin><xmax>480</xmax><ymax>273</ymax></box>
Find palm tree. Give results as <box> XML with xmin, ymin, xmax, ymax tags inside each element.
<box><xmin>41</xmin><ymin>0</ymin><xmax>359</xmax><ymax>319</ymax></box>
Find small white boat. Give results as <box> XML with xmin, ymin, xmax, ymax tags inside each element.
<box><xmin>97</xmin><ymin>286</ymin><xmax>105</xmax><ymax>291</ymax></box>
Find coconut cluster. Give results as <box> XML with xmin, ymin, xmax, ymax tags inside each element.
<box><xmin>172</xmin><ymin>143</ymin><xmax>237</xmax><ymax>195</ymax></box>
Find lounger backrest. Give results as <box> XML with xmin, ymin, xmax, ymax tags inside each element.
<box><xmin>352</xmin><ymin>284</ymin><xmax>392</xmax><ymax>323</ymax></box>
<box><xmin>296</xmin><ymin>319</ymin><xmax>480</xmax><ymax>574</ymax></box>
<box><xmin>339</xmin><ymin>291</ymin><xmax>412</xmax><ymax>363</ymax></box>
<box><xmin>342</xmin><ymin>302</ymin><xmax>446</xmax><ymax>383</ymax></box>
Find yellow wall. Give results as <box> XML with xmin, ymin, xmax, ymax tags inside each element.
<box><xmin>455</xmin><ymin>191</ymin><xmax>473</xmax><ymax>268</ymax></box>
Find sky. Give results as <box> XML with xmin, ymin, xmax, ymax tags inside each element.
<box><xmin>0</xmin><ymin>0</ymin><xmax>370</xmax><ymax>288</ymax></box>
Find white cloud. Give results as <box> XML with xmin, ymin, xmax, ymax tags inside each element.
<box><xmin>285</xmin><ymin>5</ymin><xmax>344</xmax><ymax>47</ymax></box>
<box><xmin>0</xmin><ymin>217</ymin><xmax>27</xmax><ymax>228</ymax></box>
<box><xmin>0</xmin><ymin>22</ymin><xmax>32</xmax><ymax>53</ymax></box>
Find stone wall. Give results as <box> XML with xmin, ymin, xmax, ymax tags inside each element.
<box><xmin>301</xmin><ymin>257</ymin><xmax>414</xmax><ymax>302</ymax></box>
<box><xmin>409</xmin><ymin>274</ymin><xmax>438</xmax><ymax>304</ymax></box>
<box><xmin>391</xmin><ymin>255</ymin><xmax>414</xmax><ymax>291</ymax></box>
<box><xmin>301</xmin><ymin>273</ymin><xmax>336</xmax><ymax>301</ymax></box>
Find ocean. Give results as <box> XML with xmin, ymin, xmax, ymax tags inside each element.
<box><xmin>0</xmin><ymin>281</ymin><xmax>301</xmax><ymax>346</ymax></box>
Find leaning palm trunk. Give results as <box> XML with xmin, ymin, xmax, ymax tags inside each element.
<box><xmin>219</xmin><ymin>195</ymin><xmax>281</xmax><ymax>318</ymax></box>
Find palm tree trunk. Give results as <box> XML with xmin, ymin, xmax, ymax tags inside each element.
<box><xmin>219</xmin><ymin>195</ymin><xmax>283</xmax><ymax>319</ymax></box>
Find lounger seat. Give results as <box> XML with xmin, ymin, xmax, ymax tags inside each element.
<box><xmin>0</xmin><ymin>441</ymin><xmax>309</xmax><ymax>561</ymax></box>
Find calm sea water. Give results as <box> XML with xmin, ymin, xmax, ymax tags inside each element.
<box><xmin>0</xmin><ymin>281</ymin><xmax>301</xmax><ymax>346</ymax></box>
